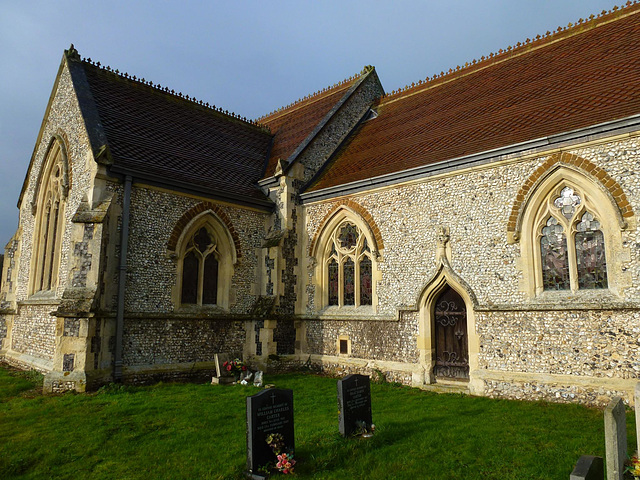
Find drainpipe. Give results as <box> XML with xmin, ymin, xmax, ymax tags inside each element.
<box><xmin>114</xmin><ymin>174</ymin><xmax>132</xmax><ymax>382</ymax></box>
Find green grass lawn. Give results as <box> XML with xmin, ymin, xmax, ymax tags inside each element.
<box><xmin>0</xmin><ymin>365</ymin><xmax>635</xmax><ymax>479</ymax></box>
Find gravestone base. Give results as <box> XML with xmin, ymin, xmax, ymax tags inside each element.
<box><xmin>211</xmin><ymin>375</ymin><xmax>236</xmax><ymax>385</ymax></box>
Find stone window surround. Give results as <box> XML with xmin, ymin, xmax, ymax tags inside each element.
<box><xmin>337</xmin><ymin>334</ymin><xmax>351</xmax><ymax>356</ymax></box>
<box><xmin>311</xmin><ymin>205</ymin><xmax>381</xmax><ymax>314</ymax></box>
<box><xmin>29</xmin><ymin>137</ymin><xmax>70</xmax><ymax>296</ymax></box>
<box><xmin>517</xmin><ymin>165</ymin><xmax>629</xmax><ymax>299</ymax></box>
<box><xmin>170</xmin><ymin>210</ymin><xmax>237</xmax><ymax>311</ymax></box>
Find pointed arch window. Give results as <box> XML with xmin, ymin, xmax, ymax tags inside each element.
<box><xmin>31</xmin><ymin>140</ymin><xmax>68</xmax><ymax>294</ymax></box>
<box><xmin>324</xmin><ymin>221</ymin><xmax>373</xmax><ymax>307</ymax></box>
<box><xmin>181</xmin><ymin>227</ymin><xmax>219</xmax><ymax>305</ymax></box>
<box><xmin>536</xmin><ymin>186</ymin><xmax>608</xmax><ymax>292</ymax></box>
<box><xmin>174</xmin><ymin>211</ymin><xmax>237</xmax><ymax>310</ymax></box>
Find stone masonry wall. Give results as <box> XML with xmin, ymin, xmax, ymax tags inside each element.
<box><xmin>305</xmin><ymin>138</ymin><xmax>640</xmax><ymax>313</ymax></box>
<box><xmin>122</xmin><ymin>317</ymin><xmax>245</xmax><ymax>366</ymax></box>
<box><xmin>302</xmin><ymin>137</ymin><xmax>640</xmax><ymax>397</ymax></box>
<box><xmin>124</xmin><ymin>186</ymin><xmax>268</xmax><ymax>313</ymax></box>
<box><xmin>11</xmin><ymin>304</ymin><xmax>57</xmax><ymax>360</ymax></box>
<box><xmin>306</xmin><ymin>310</ymin><xmax>419</xmax><ymax>363</ymax></box>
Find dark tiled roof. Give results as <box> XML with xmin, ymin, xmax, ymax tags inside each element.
<box><xmin>259</xmin><ymin>76</ymin><xmax>359</xmax><ymax>179</ymax></box>
<box><xmin>308</xmin><ymin>5</ymin><xmax>640</xmax><ymax>192</ymax></box>
<box><xmin>75</xmin><ymin>59</ymin><xmax>273</xmax><ymax>203</ymax></box>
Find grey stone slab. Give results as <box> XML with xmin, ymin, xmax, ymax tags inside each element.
<box><xmin>570</xmin><ymin>455</ymin><xmax>603</xmax><ymax>480</ymax></box>
<box><xmin>214</xmin><ymin>353</ymin><xmax>232</xmax><ymax>378</ymax></box>
<box><xmin>604</xmin><ymin>396</ymin><xmax>627</xmax><ymax>480</ymax></box>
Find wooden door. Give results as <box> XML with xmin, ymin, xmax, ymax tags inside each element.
<box><xmin>433</xmin><ymin>285</ymin><xmax>469</xmax><ymax>380</ymax></box>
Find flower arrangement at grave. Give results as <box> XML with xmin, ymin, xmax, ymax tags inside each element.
<box><xmin>222</xmin><ymin>358</ymin><xmax>247</xmax><ymax>380</ymax></box>
<box><xmin>354</xmin><ymin>420</ymin><xmax>375</xmax><ymax>438</ymax></box>
<box><xmin>626</xmin><ymin>452</ymin><xmax>640</xmax><ymax>479</ymax></box>
<box><xmin>265</xmin><ymin>433</ymin><xmax>296</xmax><ymax>474</ymax></box>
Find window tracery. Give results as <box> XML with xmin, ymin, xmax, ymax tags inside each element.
<box><xmin>324</xmin><ymin>221</ymin><xmax>373</xmax><ymax>307</ymax></box>
<box><xmin>31</xmin><ymin>140</ymin><xmax>67</xmax><ymax>294</ymax></box>
<box><xmin>181</xmin><ymin>227</ymin><xmax>219</xmax><ymax>305</ymax></box>
<box><xmin>174</xmin><ymin>211</ymin><xmax>236</xmax><ymax>310</ymax></box>
<box><xmin>536</xmin><ymin>185</ymin><xmax>608</xmax><ymax>292</ymax></box>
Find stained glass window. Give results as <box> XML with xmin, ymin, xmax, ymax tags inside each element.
<box><xmin>576</xmin><ymin>212</ymin><xmax>607</xmax><ymax>289</ymax></box>
<box><xmin>343</xmin><ymin>258</ymin><xmax>355</xmax><ymax>305</ymax></box>
<box><xmin>325</xmin><ymin>220</ymin><xmax>375</xmax><ymax>307</ymax></box>
<box><xmin>360</xmin><ymin>256</ymin><xmax>372</xmax><ymax>305</ymax></box>
<box><xmin>328</xmin><ymin>259</ymin><xmax>339</xmax><ymax>305</ymax></box>
<box><xmin>553</xmin><ymin>187</ymin><xmax>581</xmax><ymax>220</ymax></box>
<box><xmin>540</xmin><ymin>216</ymin><xmax>570</xmax><ymax>290</ymax></box>
<box><xmin>339</xmin><ymin>223</ymin><xmax>359</xmax><ymax>249</ymax></box>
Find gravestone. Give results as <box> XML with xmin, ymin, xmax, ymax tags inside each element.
<box><xmin>211</xmin><ymin>353</ymin><xmax>235</xmax><ymax>385</ymax></box>
<box><xmin>246</xmin><ymin>388</ymin><xmax>294</xmax><ymax>478</ymax></box>
<box><xmin>337</xmin><ymin>374</ymin><xmax>372</xmax><ymax>437</ymax></box>
<box><xmin>604</xmin><ymin>396</ymin><xmax>627</xmax><ymax>480</ymax></box>
<box><xmin>570</xmin><ymin>455</ymin><xmax>603</xmax><ymax>480</ymax></box>
<box><xmin>636</xmin><ymin>383</ymin><xmax>640</xmax><ymax>453</ymax></box>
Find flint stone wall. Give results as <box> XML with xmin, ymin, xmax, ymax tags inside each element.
<box><xmin>302</xmin><ymin>138</ymin><xmax>640</xmax><ymax>398</ymax></box>
<box><xmin>124</xmin><ymin>185</ymin><xmax>268</xmax><ymax>313</ymax></box>
<box><xmin>14</xmin><ymin>63</ymin><xmax>96</xmax><ymax>302</ymax></box>
<box><xmin>122</xmin><ymin>316</ymin><xmax>245</xmax><ymax>367</ymax></box>
<box><xmin>11</xmin><ymin>304</ymin><xmax>57</xmax><ymax>360</ymax></box>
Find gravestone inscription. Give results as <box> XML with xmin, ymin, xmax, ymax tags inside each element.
<box><xmin>246</xmin><ymin>388</ymin><xmax>294</xmax><ymax>478</ymax></box>
<box><xmin>337</xmin><ymin>374</ymin><xmax>372</xmax><ymax>437</ymax></box>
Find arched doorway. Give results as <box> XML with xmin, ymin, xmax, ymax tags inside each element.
<box><xmin>433</xmin><ymin>285</ymin><xmax>469</xmax><ymax>380</ymax></box>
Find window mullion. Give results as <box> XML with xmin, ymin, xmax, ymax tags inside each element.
<box><xmin>567</xmin><ymin>227</ymin><xmax>579</xmax><ymax>292</ymax></box>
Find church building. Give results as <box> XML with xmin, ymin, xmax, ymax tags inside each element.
<box><xmin>1</xmin><ymin>4</ymin><xmax>639</xmax><ymax>404</ymax></box>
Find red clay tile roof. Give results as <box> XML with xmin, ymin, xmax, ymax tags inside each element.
<box><xmin>258</xmin><ymin>76</ymin><xmax>360</xmax><ymax>179</ymax></box>
<box><xmin>308</xmin><ymin>4</ymin><xmax>640</xmax><ymax>192</ymax></box>
<box><xmin>74</xmin><ymin>58</ymin><xmax>273</xmax><ymax>203</ymax></box>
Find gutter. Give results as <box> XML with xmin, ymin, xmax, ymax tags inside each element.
<box><xmin>114</xmin><ymin>174</ymin><xmax>132</xmax><ymax>382</ymax></box>
<box><xmin>299</xmin><ymin>113</ymin><xmax>640</xmax><ymax>203</ymax></box>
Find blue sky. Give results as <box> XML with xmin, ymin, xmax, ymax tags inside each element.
<box><xmin>0</xmin><ymin>0</ymin><xmax>623</xmax><ymax>247</ymax></box>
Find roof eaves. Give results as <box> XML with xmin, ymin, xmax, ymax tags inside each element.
<box><xmin>108</xmin><ymin>164</ymin><xmax>274</xmax><ymax>212</ymax></box>
<box><xmin>300</xmin><ymin>112</ymin><xmax>640</xmax><ymax>203</ymax></box>
<box><xmin>282</xmin><ymin>66</ymin><xmax>380</xmax><ymax>175</ymax></box>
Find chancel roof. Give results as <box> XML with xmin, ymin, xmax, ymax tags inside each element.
<box><xmin>307</xmin><ymin>4</ymin><xmax>640</xmax><ymax>193</ymax></box>
<box><xmin>66</xmin><ymin>49</ymin><xmax>273</xmax><ymax>207</ymax></box>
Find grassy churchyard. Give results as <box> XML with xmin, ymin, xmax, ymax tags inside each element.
<box><xmin>0</xmin><ymin>365</ymin><xmax>636</xmax><ymax>479</ymax></box>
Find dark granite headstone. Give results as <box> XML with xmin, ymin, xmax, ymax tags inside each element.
<box><xmin>570</xmin><ymin>455</ymin><xmax>604</xmax><ymax>480</ymax></box>
<box><xmin>337</xmin><ymin>374</ymin><xmax>372</xmax><ymax>437</ymax></box>
<box><xmin>246</xmin><ymin>388</ymin><xmax>294</xmax><ymax>478</ymax></box>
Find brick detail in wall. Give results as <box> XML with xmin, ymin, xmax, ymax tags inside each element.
<box><xmin>166</xmin><ymin>202</ymin><xmax>242</xmax><ymax>256</ymax></box>
<box><xmin>308</xmin><ymin>199</ymin><xmax>384</xmax><ymax>256</ymax></box>
<box><xmin>507</xmin><ymin>152</ymin><xmax>635</xmax><ymax>233</ymax></box>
